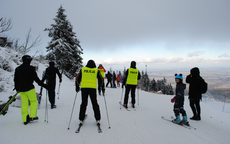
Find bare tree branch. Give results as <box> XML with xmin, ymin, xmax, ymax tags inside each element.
<box><xmin>11</xmin><ymin>28</ymin><xmax>42</xmax><ymax>54</ymax></box>
<box><xmin>0</xmin><ymin>17</ymin><xmax>13</xmax><ymax>34</ymax></box>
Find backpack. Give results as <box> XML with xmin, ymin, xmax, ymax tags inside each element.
<box><xmin>200</xmin><ymin>79</ymin><xmax>208</xmax><ymax>94</ymax></box>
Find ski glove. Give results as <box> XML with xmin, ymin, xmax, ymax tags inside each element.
<box><xmin>76</xmin><ymin>86</ymin><xmax>80</xmax><ymax>92</ymax></box>
<box><xmin>59</xmin><ymin>79</ymin><xmax>62</xmax><ymax>83</ymax></box>
<box><xmin>171</xmin><ymin>97</ymin><xmax>176</xmax><ymax>103</ymax></box>
<box><xmin>42</xmin><ymin>84</ymin><xmax>49</xmax><ymax>90</ymax></box>
<box><xmin>122</xmin><ymin>84</ymin><xmax>124</xmax><ymax>89</ymax></box>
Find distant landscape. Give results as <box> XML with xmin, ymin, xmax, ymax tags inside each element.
<box><xmin>148</xmin><ymin>67</ymin><xmax>230</xmax><ymax>98</ymax></box>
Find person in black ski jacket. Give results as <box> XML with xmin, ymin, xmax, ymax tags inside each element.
<box><xmin>76</xmin><ymin>60</ymin><xmax>103</xmax><ymax>125</ymax></box>
<box><xmin>14</xmin><ymin>55</ymin><xmax>48</xmax><ymax>125</ymax></box>
<box><xmin>112</xmin><ymin>71</ymin><xmax>117</xmax><ymax>88</ymax></box>
<box><xmin>122</xmin><ymin>61</ymin><xmax>141</xmax><ymax>108</ymax></box>
<box><xmin>106</xmin><ymin>71</ymin><xmax>113</xmax><ymax>88</ymax></box>
<box><xmin>42</xmin><ymin>61</ymin><xmax>62</xmax><ymax>109</ymax></box>
<box><xmin>186</xmin><ymin>67</ymin><xmax>204</xmax><ymax>120</ymax></box>
<box><xmin>171</xmin><ymin>74</ymin><xmax>189</xmax><ymax>125</ymax></box>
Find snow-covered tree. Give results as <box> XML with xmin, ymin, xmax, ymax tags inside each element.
<box><xmin>149</xmin><ymin>78</ymin><xmax>157</xmax><ymax>92</ymax></box>
<box><xmin>44</xmin><ymin>5</ymin><xmax>83</xmax><ymax>79</ymax></box>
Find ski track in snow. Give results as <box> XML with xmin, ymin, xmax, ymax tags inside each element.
<box><xmin>1</xmin><ymin>63</ymin><xmax>230</xmax><ymax>144</ymax></box>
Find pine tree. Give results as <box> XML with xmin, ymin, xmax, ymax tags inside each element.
<box><xmin>169</xmin><ymin>83</ymin><xmax>174</xmax><ymax>95</ymax></box>
<box><xmin>149</xmin><ymin>78</ymin><xmax>157</xmax><ymax>92</ymax></box>
<box><xmin>44</xmin><ymin>5</ymin><xmax>83</xmax><ymax>79</ymax></box>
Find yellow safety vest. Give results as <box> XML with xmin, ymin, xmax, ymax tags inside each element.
<box><xmin>98</xmin><ymin>68</ymin><xmax>105</xmax><ymax>78</ymax></box>
<box><xmin>126</xmin><ymin>68</ymin><xmax>139</xmax><ymax>85</ymax></box>
<box><xmin>81</xmin><ymin>67</ymin><xmax>98</xmax><ymax>89</ymax></box>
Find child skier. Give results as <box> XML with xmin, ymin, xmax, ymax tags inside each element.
<box><xmin>171</xmin><ymin>73</ymin><xmax>189</xmax><ymax>126</ymax></box>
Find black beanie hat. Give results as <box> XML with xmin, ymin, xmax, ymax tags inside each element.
<box><xmin>131</xmin><ymin>61</ymin><xmax>136</xmax><ymax>68</ymax></box>
<box><xmin>22</xmin><ymin>55</ymin><xmax>32</xmax><ymax>64</ymax></box>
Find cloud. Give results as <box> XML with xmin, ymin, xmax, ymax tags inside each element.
<box><xmin>187</xmin><ymin>51</ymin><xmax>204</xmax><ymax>57</ymax></box>
<box><xmin>218</xmin><ymin>53</ymin><xmax>230</xmax><ymax>58</ymax></box>
<box><xmin>100</xmin><ymin>57</ymin><xmax>230</xmax><ymax>66</ymax></box>
<box><xmin>1</xmin><ymin>0</ymin><xmax>230</xmax><ymax>52</ymax></box>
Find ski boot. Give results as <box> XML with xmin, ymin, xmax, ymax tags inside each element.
<box><xmin>24</xmin><ymin>115</ymin><xmax>31</xmax><ymax>125</ymax></box>
<box><xmin>51</xmin><ymin>105</ymin><xmax>57</xmax><ymax>109</ymax></box>
<box><xmin>96</xmin><ymin>120</ymin><xmax>100</xmax><ymax>126</ymax></box>
<box><xmin>131</xmin><ymin>103</ymin><xmax>135</xmax><ymax>108</ymax></box>
<box><xmin>30</xmin><ymin>116</ymin><xmax>39</xmax><ymax>121</ymax></box>
<box><xmin>172</xmin><ymin>115</ymin><xmax>181</xmax><ymax>124</ymax></box>
<box><xmin>123</xmin><ymin>104</ymin><xmax>128</xmax><ymax>109</ymax></box>
<box><xmin>181</xmin><ymin>116</ymin><xmax>190</xmax><ymax>126</ymax></box>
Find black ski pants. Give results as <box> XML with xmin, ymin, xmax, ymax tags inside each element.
<box><xmin>106</xmin><ymin>78</ymin><xmax>113</xmax><ymax>88</ymax></box>
<box><xmin>98</xmin><ymin>79</ymin><xmax>105</xmax><ymax>94</ymax></box>
<box><xmin>79</xmin><ymin>88</ymin><xmax>101</xmax><ymax>121</ymax></box>
<box><xmin>174</xmin><ymin>104</ymin><xmax>186</xmax><ymax>116</ymax></box>
<box><xmin>124</xmin><ymin>85</ymin><xmax>136</xmax><ymax>105</ymax></box>
<box><xmin>48</xmin><ymin>82</ymin><xmax>56</xmax><ymax>106</ymax></box>
<box><xmin>189</xmin><ymin>99</ymin><xmax>201</xmax><ymax>117</ymax></box>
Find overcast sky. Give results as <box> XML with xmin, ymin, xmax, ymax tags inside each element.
<box><xmin>1</xmin><ymin>0</ymin><xmax>230</xmax><ymax>72</ymax></box>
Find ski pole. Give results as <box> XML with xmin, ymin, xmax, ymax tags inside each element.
<box><xmin>57</xmin><ymin>82</ymin><xmax>61</xmax><ymax>99</ymax></box>
<box><xmin>138</xmin><ymin>89</ymin><xmax>139</xmax><ymax>105</ymax></box>
<box><xmin>68</xmin><ymin>92</ymin><xmax>78</xmax><ymax>130</ymax></box>
<box><xmin>103</xmin><ymin>95</ymin><xmax>111</xmax><ymax>129</ymax></box>
<box><xmin>120</xmin><ymin>88</ymin><xmax>124</xmax><ymax>109</ymax></box>
<box><xmin>44</xmin><ymin>89</ymin><xmax>48</xmax><ymax>123</ymax></box>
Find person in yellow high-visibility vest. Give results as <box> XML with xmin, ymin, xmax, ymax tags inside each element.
<box><xmin>122</xmin><ymin>61</ymin><xmax>141</xmax><ymax>108</ymax></box>
<box><xmin>76</xmin><ymin>60</ymin><xmax>104</xmax><ymax>125</ymax></box>
<box><xmin>14</xmin><ymin>55</ymin><xmax>48</xmax><ymax>125</ymax></box>
<box><xmin>98</xmin><ymin>64</ymin><xmax>106</xmax><ymax>96</ymax></box>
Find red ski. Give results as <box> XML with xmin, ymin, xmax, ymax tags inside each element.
<box><xmin>119</xmin><ymin>102</ymin><xmax>130</xmax><ymax>111</ymax></box>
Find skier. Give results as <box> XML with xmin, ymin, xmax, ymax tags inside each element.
<box><xmin>106</xmin><ymin>71</ymin><xmax>113</xmax><ymax>88</ymax></box>
<box><xmin>76</xmin><ymin>60</ymin><xmax>103</xmax><ymax>125</ymax></box>
<box><xmin>112</xmin><ymin>71</ymin><xmax>116</xmax><ymax>88</ymax></box>
<box><xmin>75</xmin><ymin>69</ymin><xmax>79</xmax><ymax>84</ymax></box>
<box><xmin>98</xmin><ymin>64</ymin><xmax>106</xmax><ymax>96</ymax></box>
<box><xmin>171</xmin><ymin>74</ymin><xmax>189</xmax><ymax>125</ymax></box>
<box><xmin>42</xmin><ymin>60</ymin><xmax>62</xmax><ymax>109</ymax></box>
<box><xmin>14</xmin><ymin>55</ymin><xmax>48</xmax><ymax>125</ymax></box>
<box><xmin>122</xmin><ymin>61</ymin><xmax>141</xmax><ymax>108</ymax></box>
<box><xmin>116</xmin><ymin>74</ymin><xmax>121</xmax><ymax>87</ymax></box>
<box><xmin>186</xmin><ymin>67</ymin><xmax>204</xmax><ymax>121</ymax></box>
<box><xmin>121</xmin><ymin>74</ymin><xmax>125</xmax><ymax>83</ymax></box>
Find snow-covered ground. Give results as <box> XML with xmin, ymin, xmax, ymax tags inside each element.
<box><xmin>1</xmin><ymin>75</ymin><xmax>230</xmax><ymax>144</ymax></box>
<box><xmin>1</xmin><ymin>46</ymin><xmax>230</xmax><ymax>144</ymax></box>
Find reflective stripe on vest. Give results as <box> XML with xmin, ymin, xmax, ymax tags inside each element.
<box><xmin>81</xmin><ymin>67</ymin><xmax>97</xmax><ymax>89</ymax></box>
<box><xmin>98</xmin><ymin>68</ymin><xmax>105</xmax><ymax>78</ymax></box>
<box><xmin>126</xmin><ymin>68</ymin><xmax>139</xmax><ymax>85</ymax></box>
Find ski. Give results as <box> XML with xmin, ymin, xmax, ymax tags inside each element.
<box><xmin>0</xmin><ymin>92</ymin><xmax>19</xmax><ymax>116</ymax></box>
<box><xmin>97</xmin><ymin>123</ymin><xmax>102</xmax><ymax>133</ymax></box>
<box><xmin>161</xmin><ymin>116</ymin><xmax>191</xmax><ymax>129</ymax></box>
<box><xmin>75</xmin><ymin>114</ymin><xmax>88</xmax><ymax>133</ymax></box>
<box><xmin>119</xmin><ymin>102</ymin><xmax>130</xmax><ymax>111</ymax></box>
<box><xmin>129</xmin><ymin>102</ymin><xmax>136</xmax><ymax>111</ymax></box>
<box><xmin>171</xmin><ymin>116</ymin><xmax>196</xmax><ymax>130</ymax></box>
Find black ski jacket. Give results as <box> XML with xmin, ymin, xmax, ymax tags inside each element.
<box><xmin>106</xmin><ymin>72</ymin><xmax>112</xmax><ymax>80</ymax></box>
<box><xmin>175</xmin><ymin>83</ymin><xmax>186</xmax><ymax>106</ymax></box>
<box><xmin>14</xmin><ymin>63</ymin><xmax>47</xmax><ymax>92</ymax></box>
<box><xmin>186</xmin><ymin>67</ymin><xmax>204</xmax><ymax>100</ymax></box>
<box><xmin>42</xmin><ymin>65</ymin><xmax>62</xmax><ymax>85</ymax></box>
